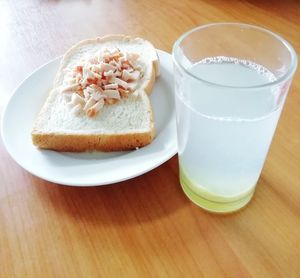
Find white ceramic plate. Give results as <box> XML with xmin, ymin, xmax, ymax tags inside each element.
<box><xmin>1</xmin><ymin>49</ymin><xmax>177</xmax><ymax>186</ymax></box>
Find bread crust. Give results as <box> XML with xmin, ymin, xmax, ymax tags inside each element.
<box><xmin>32</xmin><ymin>34</ymin><xmax>158</xmax><ymax>152</ymax></box>
<box><xmin>32</xmin><ymin>130</ymin><xmax>155</xmax><ymax>152</ymax></box>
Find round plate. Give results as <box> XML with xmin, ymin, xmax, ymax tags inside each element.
<box><xmin>1</xmin><ymin>49</ymin><xmax>177</xmax><ymax>186</ymax></box>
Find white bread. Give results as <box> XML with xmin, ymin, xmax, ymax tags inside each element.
<box><xmin>31</xmin><ymin>35</ymin><xmax>160</xmax><ymax>152</ymax></box>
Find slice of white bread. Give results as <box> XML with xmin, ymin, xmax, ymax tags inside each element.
<box><xmin>31</xmin><ymin>35</ymin><xmax>160</xmax><ymax>152</ymax></box>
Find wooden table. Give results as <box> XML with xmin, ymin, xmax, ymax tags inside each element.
<box><xmin>1</xmin><ymin>1</ymin><xmax>299</xmax><ymax>277</ymax></box>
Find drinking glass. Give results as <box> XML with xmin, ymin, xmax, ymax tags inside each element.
<box><xmin>172</xmin><ymin>23</ymin><xmax>297</xmax><ymax>213</ymax></box>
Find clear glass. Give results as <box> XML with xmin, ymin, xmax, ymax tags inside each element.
<box><xmin>172</xmin><ymin>23</ymin><xmax>297</xmax><ymax>213</ymax></box>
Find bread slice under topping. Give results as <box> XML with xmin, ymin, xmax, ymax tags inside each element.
<box><xmin>31</xmin><ymin>35</ymin><xmax>159</xmax><ymax>152</ymax></box>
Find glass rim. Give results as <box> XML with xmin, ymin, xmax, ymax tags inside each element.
<box><xmin>172</xmin><ymin>22</ymin><xmax>298</xmax><ymax>90</ymax></box>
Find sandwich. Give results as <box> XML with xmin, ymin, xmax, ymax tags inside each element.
<box><xmin>31</xmin><ymin>35</ymin><xmax>160</xmax><ymax>152</ymax></box>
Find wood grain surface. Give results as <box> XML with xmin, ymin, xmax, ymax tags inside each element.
<box><xmin>0</xmin><ymin>0</ymin><xmax>300</xmax><ymax>277</ymax></box>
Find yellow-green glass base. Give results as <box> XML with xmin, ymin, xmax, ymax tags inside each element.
<box><xmin>180</xmin><ymin>167</ymin><xmax>255</xmax><ymax>213</ymax></box>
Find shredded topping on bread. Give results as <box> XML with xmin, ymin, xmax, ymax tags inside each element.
<box><xmin>61</xmin><ymin>48</ymin><xmax>143</xmax><ymax>117</ymax></box>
